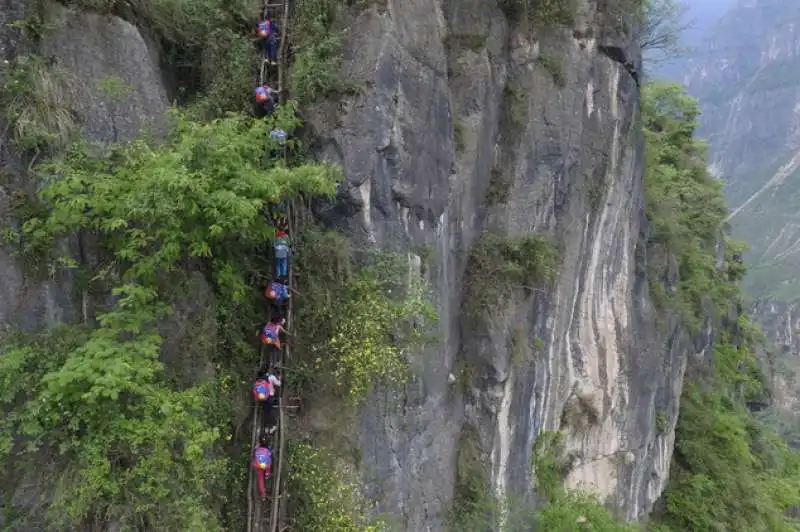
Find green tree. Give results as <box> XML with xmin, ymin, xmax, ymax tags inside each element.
<box><xmin>536</xmin><ymin>491</ymin><xmax>635</xmax><ymax>531</ymax></box>
<box><xmin>292</xmin><ymin>230</ymin><xmax>437</xmax><ymax>403</ymax></box>
<box><xmin>642</xmin><ymin>81</ymin><xmax>738</xmax><ymax>331</ymax></box>
<box><xmin>286</xmin><ymin>441</ymin><xmax>386</xmax><ymax>531</ymax></box>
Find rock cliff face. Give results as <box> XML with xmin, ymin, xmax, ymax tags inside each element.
<box><xmin>750</xmin><ymin>300</ymin><xmax>800</xmax><ymax>398</ymax></box>
<box><xmin>748</xmin><ymin>299</ymin><xmax>800</xmax><ymax>450</ymax></box>
<box><xmin>685</xmin><ymin>0</ymin><xmax>800</xmax><ymax>300</ymax></box>
<box><xmin>0</xmin><ymin>2</ymin><xmax>168</xmax><ymax>332</ymax></box>
<box><xmin>0</xmin><ymin>0</ymin><xmax>697</xmax><ymax>529</ymax></box>
<box><xmin>304</xmin><ymin>0</ymin><xmax>687</xmax><ymax>526</ymax></box>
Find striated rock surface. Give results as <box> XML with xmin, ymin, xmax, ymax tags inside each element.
<box><xmin>303</xmin><ymin>0</ymin><xmax>690</xmax><ymax>527</ymax></box>
<box><xmin>40</xmin><ymin>3</ymin><xmax>170</xmax><ymax>143</ymax></box>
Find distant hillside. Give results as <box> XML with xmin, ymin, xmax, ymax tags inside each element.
<box><xmin>684</xmin><ymin>0</ymin><xmax>800</xmax><ymax>301</ymax></box>
<box><xmin>650</xmin><ymin>0</ymin><xmax>735</xmax><ymax>81</ymax></box>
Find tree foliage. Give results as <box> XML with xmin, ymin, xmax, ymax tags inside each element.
<box><xmin>0</xmin><ymin>104</ymin><xmax>339</xmax><ymax>528</ymax></box>
<box><xmin>286</xmin><ymin>441</ymin><xmax>386</xmax><ymax>531</ymax></box>
<box><xmin>289</xmin><ymin>0</ymin><xmax>344</xmax><ymax>103</ymax></box>
<box><xmin>655</xmin><ymin>317</ymin><xmax>800</xmax><ymax>532</ymax></box>
<box><xmin>642</xmin><ymin>82</ymin><xmax>740</xmax><ymax>332</ymax></box>
<box><xmin>536</xmin><ymin>491</ymin><xmax>635</xmax><ymax>531</ymax></box>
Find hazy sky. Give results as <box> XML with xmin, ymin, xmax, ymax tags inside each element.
<box><xmin>682</xmin><ymin>0</ymin><xmax>735</xmax><ymax>8</ymax></box>
<box><xmin>649</xmin><ymin>0</ymin><xmax>737</xmax><ymax>79</ymax></box>
<box><xmin>683</xmin><ymin>0</ymin><xmax>736</xmax><ymax>38</ymax></box>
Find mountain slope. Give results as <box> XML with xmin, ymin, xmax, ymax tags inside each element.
<box><xmin>686</xmin><ymin>0</ymin><xmax>800</xmax><ymax>300</ymax></box>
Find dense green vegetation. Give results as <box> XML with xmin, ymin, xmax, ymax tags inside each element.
<box><xmin>656</xmin><ymin>323</ymin><xmax>800</xmax><ymax>530</ymax></box>
<box><xmin>0</xmin><ymin>104</ymin><xmax>338</xmax><ymax>529</ymax></box>
<box><xmin>286</xmin><ymin>441</ymin><xmax>385</xmax><ymax>531</ymax></box>
<box><xmin>0</xmin><ymin>0</ymin><xmax>441</xmax><ymax>527</ymax></box>
<box><xmin>642</xmin><ymin>82</ymin><xmax>743</xmax><ymax>333</ymax></box>
<box><xmin>643</xmin><ymin>82</ymin><xmax>800</xmax><ymax>531</ymax></box>
<box><xmin>289</xmin><ymin>0</ymin><xmax>345</xmax><ymax>103</ymax></box>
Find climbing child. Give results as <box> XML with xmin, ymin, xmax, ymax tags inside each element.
<box><xmin>252</xmin><ymin>437</ymin><xmax>273</xmax><ymax>501</ymax></box>
<box><xmin>259</xmin><ymin>316</ymin><xmax>288</xmax><ymax>350</ymax></box>
<box><xmin>254</xmin><ymin>84</ymin><xmax>280</xmax><ymax>117</ymax></box>
<box><xmin>265</xmin><ymin>279</ymin><xmax>290</xmax><ymax>306</ymax></box>
<box><xmin>274</xmin><ymin>228</ymin><xmax>290</xmax><ymax>280</ymax></box>
<box><xmin>252</xmin><ymin>369</ymin><xmax>282</xmax><ymax>428</ymax></box>
<box><xmin>256</xmin><ymin>17</ymin><xmax>279</xmax><ymax>65</ymax></box>
<box><xmin>270</xmin><ymin>202</ymin><xmax>289</xmax><ymax>232</ymax></box>
<box><xmin>270</xmin><ymin>128</ymin><xmax>287</xmax><ymax>143</ymax></box>
<box><xmin>269</xmin><ymin>127</ymin><xmax>288</xmax><ymax>159</ymax></box>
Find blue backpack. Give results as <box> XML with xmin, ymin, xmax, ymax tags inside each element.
<box><xmin>266</xmin><ymin>281</ymin><xmax>286</xmax><ymax>302</ymax></box>
<box><xmin>274</xmin><ymin>241</ymin><xmax>289</xmax><ymax>258</ymax></box>
<box><xmin>253</xmin><ymin>379</ymin><xmax>270</xmax><ymax>401</ymax></box>
<box><xmin>254</xmin><ymin>447</ymin><xmax>272</xmax><ymax>470</ymax></box>
<box><xmin>276</xmin><ymin>283</ymin><xmax>289</xmax><ymax>300</ymax></box>
<box><xmin>270</xmin><ymin>129</ymin><xmax>287</xmax><ymax>143</ymax></box>
<box><xmin>257</xmin><ymin>20</ymin><xmax>271</xmax><ymax>37</ymax></box>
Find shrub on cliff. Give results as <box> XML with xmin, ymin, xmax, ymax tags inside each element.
<box><xmin>291</xmin><ymin>230</ymin><xmax>437</xmax><ymax>404</ymax></box>
<box><xmin>0</xmin><ymin>55</ymin><xmax>79</xmax><ymax>154</ymax></box>
<box><xmin>464</xmin><ymin>232</ymin><xmax>558</xmax><ymax>318</ymax></box>
<box><xmin>287</xmin><ymin>441</ymin><xmax>386</xmax><ymax>531</ymax></box>
<box><xmin>289</xmin><ymin>0</ymin><xmax>344</xmax><ymax>103</ymax></box>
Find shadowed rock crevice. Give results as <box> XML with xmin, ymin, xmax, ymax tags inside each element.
<box><xmin>599</xmin><ymin>44</ymin><xmax>640</xmax><ymax>87</ymax></box>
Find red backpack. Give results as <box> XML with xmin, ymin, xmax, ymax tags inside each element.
<box><xmin>265</xmin><ymin>282</ymin><xmax>279</xmax><ymax>300</ymax></box>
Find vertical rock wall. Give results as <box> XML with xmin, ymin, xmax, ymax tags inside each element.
<box><xmin>0</xmin><ymin>0</ymin><xmax>701</xmax><ymax>528</ymax></box>
<box><xmin>303</xmin><ymin>0</ymin><xmax>688</xmax><ymax>528</ymax></box>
